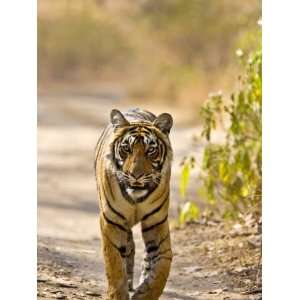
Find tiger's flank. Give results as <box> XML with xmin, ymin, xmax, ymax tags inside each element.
<box><xmin>94</xmin><ymin>108</ymin><xmax>173</xmax><ymax>300</ymax></box>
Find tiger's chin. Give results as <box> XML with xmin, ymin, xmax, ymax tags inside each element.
<box><xmin>126</xmin><ymin>187</ymin><xmax>149</xmax><ymax>201</ymax></box>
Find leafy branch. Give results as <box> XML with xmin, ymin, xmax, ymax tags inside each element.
<box><xmin>179</xmin><ymin>47</ymin><xmax>262</xmax><ymax>223</ymax></box>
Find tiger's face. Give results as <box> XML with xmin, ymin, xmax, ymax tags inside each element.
<box><xmin>110</xmin><ymin>109</ymin><xmax>173</xmax><ymax>202</ymax></box>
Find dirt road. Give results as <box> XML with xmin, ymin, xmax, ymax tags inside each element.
<box><xmin>38</xmin><ymin>94</ymin><xmax>261</xmax><ymax>300</ymax></box>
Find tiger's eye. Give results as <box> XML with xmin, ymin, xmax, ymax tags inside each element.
<box><xmin>122</xmin><ymin>144</ymin><xmax>130</xmax><ymax>152</ymax></box>
<box><xmin>148</xmin><ymin>146</ymin><xmax>156</xmax><ymax>153</ymax></box>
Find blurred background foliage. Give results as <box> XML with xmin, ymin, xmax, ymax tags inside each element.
<box><xmin>180</xmin><ymin>45</ymin><xmax>261</xmax><ymax>222</ymax></box>
<box><xmin>38</xmin><ymin>0</ymin><xmax>261</xmax><ymax>108</ymax></box>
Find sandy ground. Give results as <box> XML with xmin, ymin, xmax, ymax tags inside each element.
<box><xmin>38</xmin><ymin>94</ymin><xmax>261</xmax><ymax>300</ymax></box>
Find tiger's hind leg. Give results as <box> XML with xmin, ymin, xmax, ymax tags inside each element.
<box><xmin>126</xmin><ymin>230</ymin><xmax>135</xmax><ymax>291</ymax></box>
<box><xmin>132</xmin><ymin>219</ymin><xmax>172</xmax><ymax>300</ymax></box>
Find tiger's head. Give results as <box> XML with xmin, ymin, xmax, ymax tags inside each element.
<box><xmin>110</xmin><ymin>109</ymin><xmax>173</xmax><ymax>202</ymax></box>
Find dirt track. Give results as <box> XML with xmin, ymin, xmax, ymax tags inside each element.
<box><xmin>38</xmin><ymin>94</ymin><xmax>261</xmax><ymax>300</ymax></box>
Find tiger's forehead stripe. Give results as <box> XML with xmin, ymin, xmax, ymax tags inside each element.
<box><xmin>122</xmin><ymin>127</ymin><xmax>158</xmax><ymax>145</ymax></box>
<box><xmin>127</xmin><ymin>126</ymin><xmax>154</xmax><ymax>136</ymax></box>
<box><xmin>113</xmin><ymin>122</ymin><xmax>170</xmax><ymax>144</ymax></box>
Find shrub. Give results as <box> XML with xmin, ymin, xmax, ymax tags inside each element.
<box><xmin>180</xmin><ymin>47</ymin><xmax>262</xmax><ymax>221</ymax></box>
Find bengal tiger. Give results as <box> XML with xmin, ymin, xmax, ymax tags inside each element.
<box><xmin>94</xmin><ymin>108</ymin><xmax>173</xmax><ymax>300</ymax></box>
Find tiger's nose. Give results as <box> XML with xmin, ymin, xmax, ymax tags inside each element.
<box><xmin>131</xmin><ymin>169</ymin><xmax>144</xmax><ymax>180</ymax></box>
<box><xmin>130</xmin><ymin>170</ymin><xmax>144</xmax><ymax>188</ymax></box>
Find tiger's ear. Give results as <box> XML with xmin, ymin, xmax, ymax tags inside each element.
<box><xmin>110</xmin><ymin>109</ymin><xmax>129</xmax><ymax>128</ymax></box>
<box><xmin>153</xmin><ymin>113</ymin><xmax>173</xmax><ymax>134</ymax></box>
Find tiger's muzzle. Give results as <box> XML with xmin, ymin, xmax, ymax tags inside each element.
<box><xmin>117</xmin><ymin>171</ymin><xmax>161</xmax><ymax>202</ymax></box>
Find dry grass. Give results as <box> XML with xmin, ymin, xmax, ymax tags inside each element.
<box><xmin>38</xmin><ymin>0</ymin><xmax>261</xmax><ymax>108</ymax></box>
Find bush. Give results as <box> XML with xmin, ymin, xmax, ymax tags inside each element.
<box><xmin>180</xmin><ymin>46</ymin><xmax>262</xmax><ymax>221</ymax></box>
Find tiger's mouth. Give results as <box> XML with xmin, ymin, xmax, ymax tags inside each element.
<box><xmin>116</xmin><ymin>170</ymin><xmax>160</xmax><ymax>202</ymax></box>
<box><xmin>125</xmin><ymin>187</ymin><xmax>149</xmax><ymax>200</ymax></box>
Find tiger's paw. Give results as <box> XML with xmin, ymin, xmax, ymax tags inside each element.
<box><xmin>131</xmin><ymin>282</ymin><xmax>158</xmax><ymax>300</ymax></box>
<box><xmin>105</xmin><ymin>288</ymin><xmax>130</xmax><ymax>300</ymax></box>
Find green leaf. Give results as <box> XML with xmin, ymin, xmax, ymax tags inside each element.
<box><xmin>179</xmin><ymin>202</ymin><xmax>200</xmax><ymax>225</ymax></box>
<box><xmin>180</xmin><ymin>163</ymin><xmax>190</xmax><ymax>198</ymax></box>
<box><xmin>240</xmin><ymin>185</ymin><xmax>249</xmax><ymax>197</ymax></box>
<box><xmin>218</xmin><ymin>161</ymin><xmax>228</xmax><ymax>181</ymax></box>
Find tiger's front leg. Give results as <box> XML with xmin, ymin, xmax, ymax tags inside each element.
<box><xmin>100</xmin><ymin>214</ymin><xmax>130</xmax><ymax>300</ymax></box>
<box><xmin>132</xmin><ymin>218</ymin><xmax>172</xmax><ymax>300</ymax></box>
<box><xmin>126</xmin><ymin>230</ymin><xmax>135</xmax><ymax>291</ymax></box>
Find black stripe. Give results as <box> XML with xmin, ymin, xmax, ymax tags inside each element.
<box><xmin>140</xmin><ymin>127</ymin><xmax>153</xmax><ymax>135</ymax></box>
<box><xmin>103</xmin><ymin>233</ymin><xmax>128</xmax><ymax>257</ymax></box>
<box><xmin>94</xmin><ymin>126</ymin><xmax>109</xmax><ymax>171</ymax></box>
<box><xmin>122</xmin><ymin>247</ymin><xmax>134</xmax><ymax>258</ymax></box>
<box><xmin>119</xmin><ymin>246</ymin><xmax>127</xmax><ymax>257</ymax></box>
<box><xmin>146</xmin><ymin>245</ymin><xmax>158</xmax><ymax>253</ymax></box>
<box><xmin>158</xmin><ymin>140</ymin><xmax>166</xmax><ymax>167</ymax></box>
<box><xmin>102</xmin><ymin>212</ymin><xmax>128</xmax><ymax>232</ymax></box>
<box><xmin>145</xmin><ymin>240</ymin><xmax>158</xmax><ymax>253</ymax></box>
<box><xmin>106</xmin><ymin>198</ymin><xmax>126</xmax><ymax>220</ymax></box>
<box><xmin>125</xmin><ymin>111</ymin><xmax>156</xmax><ymax>122</ymax></box>
<box><xmin>142</xmin><ymin>195</ymin><xmax>169</xmax><ymax>221</ymax></box>
<box><xmin>159</xmin><ymin>248</ymin><xmax>172</xmax><ymax>255</ymax></box>
<box><xmin>158</xmin><ymin>233</ymin><xmax>170</xmax><ymax>246</ymax></box>
<box><xmin>104</xmin><ymin>171</ymin><xmax>127</xmax><ymax>221</ymax></box>
<box><xmin>144</xmin><ymin>233</ymin><xmax>169</xmax><ymax>257</ymax></box>
<box><xmin>142</xmin><ymin>214</ymin><xmax>168</xmax><ymax>233</ymax></box>
<box><xmin>124</xmin><ymin>110</ymin><xmax>156</xmax><ymax>122</ymax></box>
<box><xmin>154</xmin><ymin>256</ymin><xmax>172</xmax><ymax>262</ymax></box>
<box><xmin>150</xmin><ymin>187</ymin><xmax>168</xmax><ymax>204</ymax></box>
<box><xmin>128</xmin><ymin>125</ymin><xmax>153</xmax><ymax>136</ymax></box>
<box><xmin>103</xmin><ymin>232</ymin><xmax>119</xmax><ymax>250</ymax></box>
<box><xmin>150</xmin><ymin>248</ymin><xmax>172</xmax><ymax>261</ymax></box>
<box><xmin>127</xmin><ymin>127</ymin><xmax>138</xmax><ymax>134</ymax></box>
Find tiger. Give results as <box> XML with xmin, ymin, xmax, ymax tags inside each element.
<box><xmin>94</xmin><ymin>108</ymin><xmax>173</xmax><ymax>300</ymax></box>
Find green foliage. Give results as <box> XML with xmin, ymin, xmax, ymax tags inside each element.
<box><xmin>179</xmin><ymin>202</ymin><xmax>200</xmax><ymax>225</ymax></box>
<box><xmin>200</xmin><ymin>92</ymin><xmax>223</xmax><ymax>141</ymax></box>
<box><xmin>179</xmin><ymin>161</ymin><xmax>191</xmax><ymax>198</ymax></box>
<box><xmin>180</xmin><ymin>47</ymin><xmax>262</xmax><ymax>219</ymax></box>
